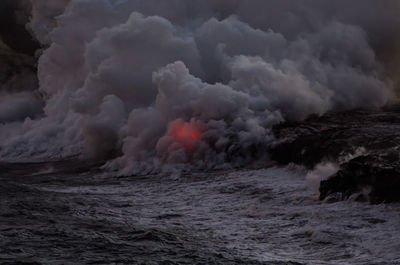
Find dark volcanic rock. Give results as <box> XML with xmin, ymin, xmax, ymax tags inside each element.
<box><xmin>0</xmin><ymin>0</ymin><xmax>40</xmax><ymax>56</ymax></box>
<box><xmin>0</xmin><ymin>0</ymin><xmax>40</xmax><ymax>93</ymax></box>
<box><xmin>320</xmin><ymin>152</ymin><xmax>400</xmax><ymax>204</ymax></box>
<box><xmin>0</xmin><ymin>0</ymin><xmax>39</xmax><ymax>94</ymax></box>
<box><xmin>0</xmin><ymin>1</ymin><xmax>43</xmax><ymax>122</ymax></box>
<box><xmin>0</xmin><ymin>44</ymin><xmax>38</xmax><ymax>92</ymax></box>
<box><xmin>271</xmin><ymin>106</ymin><xmax>400</xmax><ymax>203</ymax></box>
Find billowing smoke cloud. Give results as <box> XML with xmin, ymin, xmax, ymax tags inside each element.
<box><xmin>1</xmin><ymin>0</ymin><xmax>399</xmax><ymax>174</ymax></box>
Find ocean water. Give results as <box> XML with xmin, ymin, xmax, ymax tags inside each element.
<box><xmin>0</xmin><ymin>164</ymin><xmax>399</xmax><ymax>264</ymax></box>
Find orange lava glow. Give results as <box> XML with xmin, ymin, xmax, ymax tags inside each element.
<box><xmin>171</xmin><ymin>121</ymin><xmax>200</xmax><ymax>152</ymax></box>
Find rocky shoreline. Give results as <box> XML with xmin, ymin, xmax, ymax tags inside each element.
<box><xmin>271</xmin><ymin>106</ymin><xmax>400</xmax><ymax>203</ymax></box>
<box><xmin>1</xmin><ymin>1</ymin><xmax>399</xmax><ymax>204</ymax></box>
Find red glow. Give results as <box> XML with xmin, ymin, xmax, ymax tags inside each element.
<box><xmin>176</xmin><ymin>125</ymin><xmax>200</xmax><ymax>141</ymax></box>
<box><xmin>170</xmin><ymin>121</ymin><xmax>201</xmax><ymax>152</ymax></box>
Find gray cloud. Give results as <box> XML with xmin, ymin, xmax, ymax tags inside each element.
<box><xmin>0</xmin><ymin>0</ymin><xmax>398</xmax><ymax>173</ymax></box>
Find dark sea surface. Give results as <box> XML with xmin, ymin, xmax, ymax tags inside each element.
<box><xmin>0</xmin><ymin>161</ymin><xmax>399</xmax><ymax>265</ymax></box>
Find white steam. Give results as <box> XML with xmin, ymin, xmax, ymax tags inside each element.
<box><xmin>0</xmin><ymin>0</ymin><xmax>398</xmax><ymax>174</ymax></box>
<box><xmin>306</xmin><ymin>163</ymin><xmax>339</xmax><ymax>192</ymax></box>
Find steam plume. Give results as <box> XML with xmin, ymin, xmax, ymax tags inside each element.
<box><xmin>1</xmin><ymin>0</ymin><xmax>399</xmax><ymax>174</ymax></box>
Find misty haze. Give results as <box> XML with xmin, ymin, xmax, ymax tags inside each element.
<box><xmin>0</xmin><ymin>1</ymin><xmax>399</xmax><ymax>264</ymax></box>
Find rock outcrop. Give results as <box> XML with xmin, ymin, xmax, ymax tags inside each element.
<box><xmin>271</xmin><ymin>106</ymin><xmax>400</xmax><ymax>203</ymax></box>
